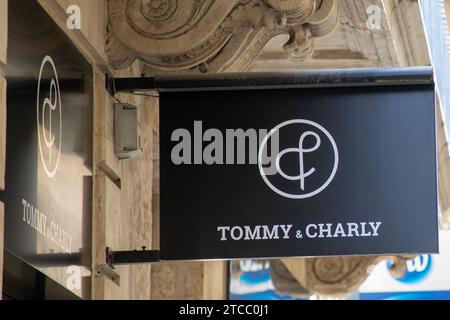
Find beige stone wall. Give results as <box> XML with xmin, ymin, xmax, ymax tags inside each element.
<box><xmin>0</xmin><ymin>0</ymin><xmax>7</xmax><ymax>299</ymax></box>
<box><xmin>151</xmin><ymin>261</ymin><xmax>227</xmax><ymax>300</ymax></box>
<box><xmin>91</xmin><ymin>69</ymin><xmax>156</xmax><ymax>300</ymax></box>
<box><xmin>39</xmin><ymin>0</ymin><xmax>108</xmax><ymax>67</ymax></box>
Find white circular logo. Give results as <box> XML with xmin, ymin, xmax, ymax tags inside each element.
<box><xmin>37</xmin><ymin>55</ymin><xmax>62</xmax><ymax>178</ymax></box>
<box><xmin>258</xmin><ymin>119</ymin><xmax>339</xmax><ymax>199</ymax></box>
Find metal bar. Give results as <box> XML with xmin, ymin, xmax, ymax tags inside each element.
<box><xmin>106</xmin><ymin>67</ymin><xmax>433</xmax><ymax>95</ymax></box>
<box><xmin>24</xmin><ymin>253</ymin><xmax>82</xmax><ymax>268</ymax></box>
<box><xmin>106</xmin><ymin>247</ymin><xmax>160</xmax><ymax>267</ymax></box>
<box><xmin>106</xmin><ymin>73</ymin><xmax>156</xmax><ymax>95</ymax></box>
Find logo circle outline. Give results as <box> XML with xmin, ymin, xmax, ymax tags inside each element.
<box><xmin>258</xmin><ymin>119</ymin><xmax>339</xmax><ymax>199</ymax></box>
<box><xmin>37</xmin><ymin>55</ymin><xmax>62</xmax><ymax>178</ymax></box>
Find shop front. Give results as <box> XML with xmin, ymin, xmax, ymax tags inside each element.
<box><xmin>2</xmin><ymin>0</ymin><xmax>92</xmax><ymax>299</ymax></box>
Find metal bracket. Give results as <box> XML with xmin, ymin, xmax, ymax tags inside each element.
<box><xmin>97</xmin><ymin>247</ymin><xmax>160</xmax><ymax>287</ymax></box>
<box><xmin>96</xmin><ymin>264</ymin><xmax>121</xmax><ymax>286</ymax></box>
<box><xmin>106</xmin><ymin>247</ymin><xmax>160</xmax><ymax>268</ymax></box>
<box><xmin>106</xmin><ymin>72</ymin><xmax>156</xmax><ymax>96</ymax></box>
<box><xmin>105</xmin><ymin>67</ymin><xmax>433</xmax><ymax>96</ymax></box>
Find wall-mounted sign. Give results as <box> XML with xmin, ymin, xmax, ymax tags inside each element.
<box><xmin>159</xmin><ymin>70</ymin><xmax>438</xmax><ymax>260</ymax></box>
<box><xmin>4</xmin><ymin>0</ymin><xmax>92</xmax><ymax>299</ymax></box>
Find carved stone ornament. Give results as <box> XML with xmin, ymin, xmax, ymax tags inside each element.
<box><xmin>106</xmin><ymin>0</ymin><xmax>339</xmax><ymax>73</ymax></box>
<box><xmin>278</xmin><ymin>255</ymin><xmax>416</xmax><ymax>297</ymax></box>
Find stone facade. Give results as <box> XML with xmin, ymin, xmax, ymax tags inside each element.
<box><xmin>107</xmin><ymin>0</ymin><xmax>339</xmax><ymax>73</ymax></box>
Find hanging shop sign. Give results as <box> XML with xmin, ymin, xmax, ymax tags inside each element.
<box><xmin>4</xmin><ymin>0</ymin><xmax>92</xmax><ymax>299</ymax></box>
<box><xmin>159</xmin><ymin>68</ymin><xmax>438</xmax><ymax>260</ymax></box>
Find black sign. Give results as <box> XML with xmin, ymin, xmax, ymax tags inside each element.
<box><xmin>4</xmin><ymin>0</ymin><xmax>92</xmax><ymax>298</ymax></box>
<box><xmin>160</xmin><ymin>71</ymin><xmax>438</xmax><ymax>260</ymax></box>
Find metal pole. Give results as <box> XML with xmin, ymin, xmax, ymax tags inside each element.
<box><xmin>106</xmin><ymin>67</ymin><xmax>433</xmax><ymax>95</ymax></box>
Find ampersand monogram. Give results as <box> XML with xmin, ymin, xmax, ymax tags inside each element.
<box><xmin>258</xmin><ymin>119</ymin><xmax>339</xmax><ymax>199</ymax></box>
<box><xmin>37</xmin><ymin>55</ymin><xmax>62</xmax><ymax>178</ymax></box>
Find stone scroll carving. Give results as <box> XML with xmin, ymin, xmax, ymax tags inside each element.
<box><xmin>277</xmin><ymin>255</ymin><xmax>415</xmax><ymax>297</ymax></box>
<box><xmin>106</xmin><ymin>0</ymin><xmax>339</xmax><ymax>73</ymax></box>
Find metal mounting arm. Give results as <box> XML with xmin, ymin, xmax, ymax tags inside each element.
<box><xmin>106</xmin><ymin>247</ymin><xmax>160</xmax><ymax>268</ymax></box>
<box><xmin>105</xmin><ymin>67</ymin><xmax>433</xmax><ymax>96</ymax></box>
<box><xmin>97</xmin><ymin>247</ymin><xmax>160</xmax><ymax>286</ymax></box>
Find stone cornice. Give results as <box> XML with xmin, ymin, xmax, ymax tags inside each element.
<box><xmin>107</xmin><ymin>0</ymin><xmax>339</xmax><ymax>73</ymax></box>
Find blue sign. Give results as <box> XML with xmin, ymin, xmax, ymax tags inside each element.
<box><xmin>387</xmin><ymin>255</ymin><xmax>433</xmax><ymax>284</ymax></box>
